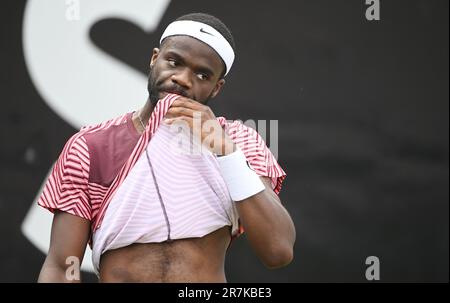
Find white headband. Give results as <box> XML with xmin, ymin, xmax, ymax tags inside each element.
<box><xmin>160</xmin><ymin>20</ymin><xmax>235</xmax><ymax>76</ymax></box>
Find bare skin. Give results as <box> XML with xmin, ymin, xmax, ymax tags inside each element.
<box><xmin>38</xmin><ymin>206</ymin><xmax>232</xmax><ymax>283</ymax></box>
<box><xmin>99</xmin><ymin>226</ymin><xmax>230</xmax><ymax>283</ymax></box>
<box><xmin>38</xmin><ymin>34</ymin><xmax>296</xmax><ymax>283</ymax></box>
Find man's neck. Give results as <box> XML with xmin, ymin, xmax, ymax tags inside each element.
<box><xmin>132</xmin><ymin>98</ymin><xmax>155</xmax><ymax>134</ymax></box>
<box><xmin>140</xmin><ymin>98</ymin><xmax>155</xmax><ymax>124</ymax></box>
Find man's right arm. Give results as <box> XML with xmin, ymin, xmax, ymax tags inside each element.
<box><xmin>38</xmin><ymin>211</ymin><xmax>91</xmax><ymax>283</ymax></box>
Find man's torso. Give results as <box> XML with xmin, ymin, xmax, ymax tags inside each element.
<box><xmin>84</xmin><ymin>112</ymin><xmax>234</xmax><ymax>282</ymax></box>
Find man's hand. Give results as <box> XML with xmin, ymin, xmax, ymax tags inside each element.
<box><xmin>164</xmin><ymin>97</ymin><xmax>236</xmax><ymax>156</ymax></box>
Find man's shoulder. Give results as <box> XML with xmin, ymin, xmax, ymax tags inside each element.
<box><xmin>60</xmin><ymin>112</ymin><xmax>139</xmax><ymax>186</ymax></box>
<box><xmin>62</xmin><ymin>112</ymin><xmax>133</xmax><ymax>157</ymax></box>
<box><xmin>79</xmin><ymin>112</ymin><xmax>131</xmax><ymax>135</ymax></box>
<box><xmin>65</xmin><ymin>112</ymin><xmax>132</xmax><ymax>146</ymax></box>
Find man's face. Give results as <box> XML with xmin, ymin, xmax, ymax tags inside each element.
<box><xmin>147</xmin><ymin>35</ymin><xmax>226</xmax><ymax>105</ymax></box>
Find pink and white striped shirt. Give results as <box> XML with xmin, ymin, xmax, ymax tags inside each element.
<box><xmin>38</xmin><ymin>95</ymin><xmax>287</xmax><ymax>263</ymax></box>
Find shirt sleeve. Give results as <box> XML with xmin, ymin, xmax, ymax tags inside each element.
<box><xmin>225</xmin><ymin>121</ymin><xmax>287</xmax><ymax>195</ymax></box>
<box><xmin>38</xmin><ymin>133</ymin><xmax>92</xmax><ymax>220</ymax></box>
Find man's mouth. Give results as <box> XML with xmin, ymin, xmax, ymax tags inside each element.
<box><xmin>160</xmin><ymin>86</ymin><xmax>189</xmax><ymax>98</ymax></box>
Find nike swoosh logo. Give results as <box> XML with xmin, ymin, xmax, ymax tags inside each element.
<box><xmin>200</xmin><ymin>28</ymin><xmax>214</xmax><ymax>36</ymax></box>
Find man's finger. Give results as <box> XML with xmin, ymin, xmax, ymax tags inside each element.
<box><xmin>166</xmin><ymin>107</ymin><xmax>199</xmax><ymax>118</ymax></box>
<box><xmin>171</xmin><ymin>98</ymin><xmax>203</xmax><ymax>110</ymax></box>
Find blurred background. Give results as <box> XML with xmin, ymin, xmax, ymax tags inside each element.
<box><xmin>0</xmin><ymin>0</ymin><xmax>448</xmax><ymax>282</ymax></box>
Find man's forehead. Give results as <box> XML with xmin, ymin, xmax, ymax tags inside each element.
<box><xmin>161</xmin><ymin>36</ymin><xmax>225</xmax><ymax>72</ymax></box>
<box><xmin>162</xmin><ymin>36</ymin><xmax>218</xmax><ymax>56</ymax></box>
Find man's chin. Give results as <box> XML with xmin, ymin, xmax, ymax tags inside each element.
<box><xmin>149</xmin><ymin>91</ymin><xmax>170</xmax><ymax>104</ymax></box>
<box><xmin>159</xmin><ymin>92</ymin><xmax>169</xmax><ymax>100</ymax></box>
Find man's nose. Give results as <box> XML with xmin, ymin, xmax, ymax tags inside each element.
<box><xmin>171</xmin><ymin>69</ymin><xmax>192</xmax><ymax>89</ymax></box>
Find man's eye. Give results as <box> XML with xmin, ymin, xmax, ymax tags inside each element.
<box><xmin>168</xmin><ymin>59</ymin><xmax>177</xmax><ymax>67</ymax></box>
<box><xmin>197</xmin><ymin>73</ymin><xmax>208</xmax><ymax>80</ymax></box>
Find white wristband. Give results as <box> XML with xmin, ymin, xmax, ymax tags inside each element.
<box><xmin>217</xmin><ymin>149</ymin><xmax>265</xmax><ymax>202</ymax></box>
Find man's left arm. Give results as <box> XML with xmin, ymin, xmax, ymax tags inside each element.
<box><xmin>235</xmin><ymin>176</ymin><xmax>296</xmax><ymax>269</ymax></box>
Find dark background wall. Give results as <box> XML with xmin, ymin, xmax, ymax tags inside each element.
<box><xmin>0</xmin><ymin>0</ymin><xmax>448</xmax><ymax>282</ymax></box>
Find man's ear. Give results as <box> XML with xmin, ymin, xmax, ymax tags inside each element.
<box><xmin>150</xmin><ymin>48</ymin><xmax>160</xmax><ymax>68</ymax></box>
<box><xmin>211</xmin><ymin>79</ymin><xmax>226</xmax><ymax>99</ymax></box>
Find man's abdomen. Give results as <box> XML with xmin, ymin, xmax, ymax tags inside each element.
<box><xmin>98</xmin><ymin>226</ymin><xmax>230</xmax><ymax>282</ymax></box>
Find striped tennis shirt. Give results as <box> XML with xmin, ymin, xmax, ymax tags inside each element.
<box><xmin>38</xmin><ymin>94</ymin><xmax>287</xmax><ymax>244</ymax></box>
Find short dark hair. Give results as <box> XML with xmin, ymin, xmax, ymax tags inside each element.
<box><xmin>175</xmin><ymin>13</ymin><xmax>235</xmax><ymax>52</ymax></box>
<box><xmin>161</xmin><ymin>13</ymin><xmax>235</xmax><ymax>78</ymax></box>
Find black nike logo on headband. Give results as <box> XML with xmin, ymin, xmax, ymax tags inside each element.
<box><xmin>200</xmin><ymin>28</ymin><xmax>214</xmax><ymax>36</ymax></box>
